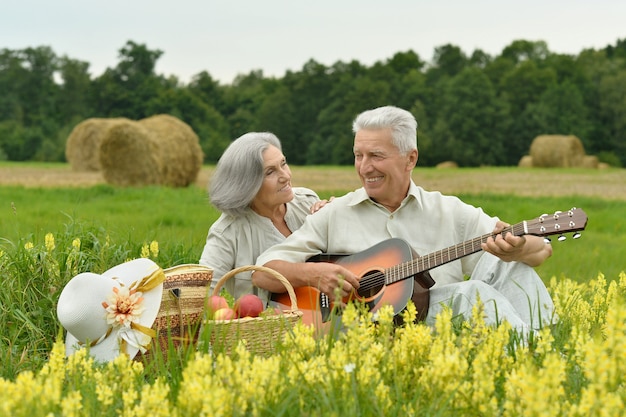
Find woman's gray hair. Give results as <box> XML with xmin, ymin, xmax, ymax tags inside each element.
<box><xmin>209</xmin><ymin>132</ymin><xmax>282</xmax><ymax>217</ymax></box>
<box><xmin>352</xmin><ymin>105</ymin><xmax>418</xmax><ymax>154</ymax></box>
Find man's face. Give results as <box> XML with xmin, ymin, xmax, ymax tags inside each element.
<box><xmin>353</xmin><ymin>128</ymin><xmax>417</xmax><ymax>211</ymax></box>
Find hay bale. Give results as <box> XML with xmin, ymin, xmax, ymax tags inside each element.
<box><xmin>529</xmin><ymin>135</ymin><xmax>586</xmax><ymax>168</ymax></box>
<box><xmin>580</xmin><ymin>155</ymin><xmax>599</xmax><ymax>169</ymax></box>
<box><xmin>65</xmin><ymin>118</ymin><xmax>129</xmax><ymax>171</ymax></box>
<box><xmin>139</xmin><ymin>114</ymin><xmax>204</xmax><ymax>187</ymax></box>
<box><xmin>518</xmin><ymin>155</ymin><xmax>533</xmax><ymax>167</ymax></box>
<box><xmin>436</xmin><ymin>161</ymin><xmax>458</xmax><ymax>169</ymax></box>
<box><xmin>99</xmin><ymin>120</ymin><xmax>162</xmax><ymax>186</ymax></box>
<box><xmin>99</xmin><ymin>115</ymin><xmax>203</xmax><ymax>187</ymax></box>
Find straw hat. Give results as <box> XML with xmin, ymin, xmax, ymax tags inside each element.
<box><xmin>57</xmin><ymin>258</ymin><xmax>165</xmax><ymax>362</ymax></box>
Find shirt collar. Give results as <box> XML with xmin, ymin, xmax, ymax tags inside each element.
<box><xmin>347</xmin><ymin>180</ymin><xmax>424</xmax><ymax>210</ymax></box>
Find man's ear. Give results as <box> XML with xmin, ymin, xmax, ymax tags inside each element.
<box><xmin>407</xmin><ymin>149</ymin><xmax>418</xmax><ymax>170</ymax></box>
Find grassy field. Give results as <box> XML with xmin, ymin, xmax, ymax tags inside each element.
<box><xmin>1</xmin><ymin>162</ymin><xmax>625</xmax><ymax>282</ymax></box>
<box><xmin>2</xmin><ymin>162</ymin><xmax>626</xmax><ymax>415</ymax></box>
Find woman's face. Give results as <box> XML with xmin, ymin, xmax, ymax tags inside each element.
<box><xmin>250</xmin><ymin>145</ymin><xmax>294</xmax><ymax>211</ymax></box>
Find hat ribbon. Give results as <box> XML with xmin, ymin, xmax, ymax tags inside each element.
<box><xmin>117</xmin><ymin>266</ymin><xmax>166</xmax><ymax>355</ymax></box>
<box><xmin>78</xmin><ymin>327</ymin><xmax>113</xmax><ymax>348</ymax></box>
<box><xmin>129</xmin><ymin>267</ymin><xmax>166</xmax><ymax>293</ymax></box>
<box><xmin>119</xmin><ymin>322</ymin><xmax>157</xmax><ymax>355</ymax></box>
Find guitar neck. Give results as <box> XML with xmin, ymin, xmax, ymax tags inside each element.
<box><xmin>388</xmin><ymin>222</ymin><xmax>525</xmax><ymax>284</ymax></box>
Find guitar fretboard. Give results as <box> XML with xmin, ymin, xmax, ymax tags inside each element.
<box><xmin>386</xmin><ymin>223</ymin><xmax>525</xmax><ymax>285</ymax></box>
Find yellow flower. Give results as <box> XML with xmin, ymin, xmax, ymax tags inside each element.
<box><xmin>24</xmin><ymin>241</ymin><xmax>34</xmax><ymax>250</ymax></box>
<box><xmin>149</xmin><ymin>240</ymin><xmax>159</xmax><ymax>258</ymax></box>
<box><xmin>102</xmin><ymin>284</ymin><xmax>145</xmax><ymax>328</ymax></box>
<box><xmin>140</xmin><ymin>243</ymin><xmax>150</xmax><ymax>259</ymax></box>
<box><xmin>61</xmin><ymin>391</ymin><xmax>83</xmax><ymax>417</ymax></box>
<box><xmin>45</xmin><ymin>232</ymin><xmax>56</xmax><ymax>252</ymax></box>
<box><xmin>72</xmin><ymin>237</ymin><xmax>81</xmax><ymax>250</ymax></box>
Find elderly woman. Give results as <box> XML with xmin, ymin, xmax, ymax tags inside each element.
<box><xmin>199</xmin><ymin>132</ymin><xmax>322</xmax><ymax>302</ymax></box>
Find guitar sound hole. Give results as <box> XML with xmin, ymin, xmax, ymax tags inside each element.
<box><xmin>357</xmin><ymin>270</ymin><xmax>384</xmax><ymax>299</ymax></box>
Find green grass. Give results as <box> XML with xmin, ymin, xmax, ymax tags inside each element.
<box><xmin>1</xmin><ymin>184</ymin><xmax>623</xmax><ymax>284</ymax></box>
<box><xmin>1</xmin><ymin>184</ymin><xmax>216</xmax><ymax>265</ymax></box>
<box><xmin>1</xmin><ymin>165</ymin><xmax>625</xmax><ymax>414</ymax></box>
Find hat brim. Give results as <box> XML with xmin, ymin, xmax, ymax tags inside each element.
<box><xmin>65</xmin><ymin>258</ymin><xmax>164</xmax><ymax>362</ymax></box>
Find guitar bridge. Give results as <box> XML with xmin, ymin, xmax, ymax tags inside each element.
<box><xmin>319</xmin><ymin>293</ymin><xmax>331</xmax><ymax>322</ymax></box>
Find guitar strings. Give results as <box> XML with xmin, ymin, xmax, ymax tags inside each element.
<box><xmin>354</xmin><ymin>225</ymin><xmax>524</xmax><ymax>294</ymax></box>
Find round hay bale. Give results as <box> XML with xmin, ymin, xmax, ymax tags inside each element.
<box><xmin>99</xmin><ymin>120</ymin><xmax>162</xmax><ymax>186</ymax></box>
<box><xmin>65</xmin><ymin>118</ymin><xmax>130</xmax><ymax>171</ymax></box>
<box><xmin>529</xmin><ymin>135</ymin><xmax>586</xmax><ymax>168</ymax></box>
<box><xmin>580</xmin><ymin>155</ymin><xmax>599</xmax><ymax>169</ymax></box>
<box><xmin>436</xmin><ymin>161</ymin><xmax>458</xmax><ymax>169</ymax></box>
<box><xmin>139</xmin><ymin>114</ymin><xmax>204</xmax><ymax>187</ymax></box>
<box><xmin>99</xmin><ymin>114</ymin><xmax>203</xmax><ymax>187</ymax></box>
<box><xmin>518</xmin><ymin>155</ymin><xmax>533</xmax><ymax>167</ymax></box>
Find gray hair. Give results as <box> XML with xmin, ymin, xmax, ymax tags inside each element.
<box><xmin>209</xmin><ymin>132</ymin><xmax>282</xmax><ymax>217</ymax></box>
<box><xmin>352</xmin><ymin>105</ymin><xmax>418</xmax><ymax>154</ymax></box>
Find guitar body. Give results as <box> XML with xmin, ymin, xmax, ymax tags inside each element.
<box><xmin>270</xmin><ymin>238</ymin><xmax>432</xmax><ymax>332</ymax></box>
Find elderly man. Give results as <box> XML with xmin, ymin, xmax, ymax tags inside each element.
<box><xmin>253</xmin><ymin>105</ymin><xmax>555</xmax><ymax>335</ymax></box>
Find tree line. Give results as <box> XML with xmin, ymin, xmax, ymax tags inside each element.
<box><xmin>1</xmin><ymin>39</ymin><xmax>625</xmax><ymax>167</ymax></box>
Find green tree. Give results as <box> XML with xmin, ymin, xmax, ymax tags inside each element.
<box><xmin>280</xmin><ymin>59</ymin><xmax>335</xmax><ymax>164</ymax></box>
<box><xmin>0</xmin><ymin>47</ymin><xmax>60</xmax><ymax>159</ymax></box>
<box><xmin>369</xmin><ymin>50</ymin><xmax>427</xmax><ymax>110</ymax></box>
<box><xmin>90</xmin><ymin>41</ymin><xmax>165</xmax><ymax>119</ymax></box>
<box><xmin>469</xmin><ymin>49</ymin><xmax>492</xmax><ymax>69</ymax></box>
<box><xmin>0</xmin><ymin>120</ymin><xmax>46</xmax><ymax>161</ymax></box>
<box><xmin>310</xmin><ymin>73</ymin><xmax>390</xmax><ymax>165</ymax></box>
<box><xmin>57</xmin><ymin>56</ymin><xmax>92</xmax><ymax>123</ymax></box>
<box><xmin>188</xmin><ymin>71</ymin><xmax>225</xmax><ymax>112</ymax></box>
<box><xmin>527</xmin><ymin>81</ymin><xmax>590</xmax><ymax>142</ymax></box>
<box><xmin>254</xmin><ymin>86</ymin><xmax>304</xmax><ymax>163</ymax></box>
<box><xmin>221</xmin><ymin>70</ymin><xmax>279</xmax><ymax>137</ymax></box>
<box><xmin>0</xmin><ymin>49</ymin><xmax>25</xmax><ymax>123</ymax></box>
<box><xmin>500</xmin><ymin>60</ymin><xmax>558</xmax><ymax>115</ymax></box>
<box><xmin>501</xmin><ymin>40</ymin><xmax>549</xmax><ymax>63</ymax></box>
<box><xmin>597</xmin><ymin>71</ymin><xmax>626</xmax><ymax>164</ymax></box>
<box><xmin>422</xmin><ymin>45</ymin><xmax>469</xmax><ymax>131</ymax></box>
<box><xmin>433</xmin><ymin>67</ymin><xmax>508</xmax><ymax>166</ymax></box>
<box><xmin>431</xmin><ymin>44</ymin><xmax>468</xmax><ymax>78</ymax></box>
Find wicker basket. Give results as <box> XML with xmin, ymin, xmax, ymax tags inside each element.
<box><xmin>135</xmin><ymin>263</ymin><xmax>213</xmax><ymax>362</ymax></box>
<box><xmin>203</xmin><ymin>265</ymin><xmax>302</xmax><ymax>357</ymax></box>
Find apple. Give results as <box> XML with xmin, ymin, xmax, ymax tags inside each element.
<box><xmin>213</xmin><ymin>307</ymin><xmax>236</xmax><ymax>321</ymax></box>
<box><xmin>206</xmin><ymin>295</ymin><xmax>229</xmax><ymax>318</ymax></box>
<box><xmin>234</xmin><ymin>294</ymin><xmax>265</xmax><ymax>318</ymax></box>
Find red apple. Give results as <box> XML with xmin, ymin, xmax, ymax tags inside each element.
<box><xmin>234</xmin><ymin>294</ymin><xmax>264</xmax><ymax>318</ymax></box>
<box><xmin>206</xmin><ymin>295</ymin><xmax>229</xmax><ymax>318</ymax></box>
<box><xmin>213</xmin><ymin>307</ymin><xmax>236</xmax><ymax>321</ymax></box>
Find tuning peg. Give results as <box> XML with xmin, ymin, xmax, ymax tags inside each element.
<box><xmin>558</xmin><ymin>235</ymin><xmax>567</xmax><ymax>242</ymax></box>
<box><xmin>573</xmin><ymin>232</ymin><xmax>581</xmax><ymax>239</ymax></box>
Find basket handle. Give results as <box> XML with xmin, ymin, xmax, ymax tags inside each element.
<box><xmin>212</xmin><ymin>265</ymin><xmax>299</xmax><ymax>311</ymax></box>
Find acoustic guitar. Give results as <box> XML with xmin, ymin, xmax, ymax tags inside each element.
<box><xmin>270</xmin><ymin>208</ymin><xmax>588</xmax><ymax>333</ymax></box>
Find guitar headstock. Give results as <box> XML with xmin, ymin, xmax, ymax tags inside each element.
<box><xmin>525</xmin><ymin>208</ymin><xmax>588</xmax><ymax>240</ymax></box>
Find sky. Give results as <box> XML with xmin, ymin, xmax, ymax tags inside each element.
<box><xmin>2</xmin><ymin>0</ymin><xmax>625</xmax><ymax>85</ymax></box>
